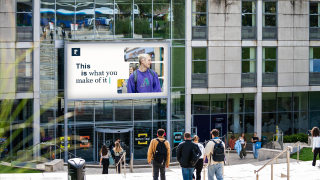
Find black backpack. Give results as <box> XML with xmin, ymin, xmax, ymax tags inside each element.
<box><xmin>190</xmin><ymin>144</ymin><xmax>201</xmax><ymax>167</ymax></box>
<box><xmin>211</xmin><ymin>140</ymin><xmax>225</xmax><ymax>162</ymax></box>
<box><xmin>133</xmin><ymin>69</ymin><xmax>155</xmax><ymax>93</ymax></box>
<box><xmin>153</xmin><ymin>139</ymin><xmax>167</xmax><ymax>165</ymax></box>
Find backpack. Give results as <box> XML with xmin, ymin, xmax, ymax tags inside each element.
<box><xmin>133</xmin><ymin>69</ymin><xmax>155</xmax><ymax>93</ymax></box>
<box><xmin>211</xmin><ymin>140</ymin><xmax>225</xmax><ymax>162</ymax></box>
<box><xmin>153</xmin><ymin>139</ymin><xmax>167</xmax><ymax>165</ymax></box>
<box><xmin>190</xmin><ymin>144</ymin><xmax>202</xmax><ymax>167</ymax></box>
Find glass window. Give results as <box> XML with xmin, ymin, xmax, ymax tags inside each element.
<box><xmin>263</xmin><ymin>47</ymin><xmax>277</xmax><ymax>86</ymax></box>
<box><xmin>262</xmin><ymin>93</ymin><xmax>276</xmax><ymax>112</ymax></box>
<box><xmin>172</xmin><ymin>47</ymin><xmax>185</xmax><ymax>87</ymax></box>
<box><xmin>244</xmin><ymin>113</ymin><xmax>254</xmax><ymax>133</ymax></box>
<box><xmin>192</xmin><ymin>94</ymin><xmax>209</xmax><ymax>114</ymax></box>
<box><xmin>293</xmin><ymin>92</ymin><xmax>308</xmax><ymax>111</ymax></box>
<box><xmin>40</xmin><ymin>98</ymin><xmax>55</xmax><ymax>124</ymax></box>
<box><xmin>75</xmin><ymin>125</ymin><xmax>94</xmax><ymax>161</ymax></box>
<box><xmin>56</xmin><ymin>0</ymin><xmax>75</xmax><ymax>39</ymax></box>
<box><xmin>172</xmin><ymin>0</ymin><xmax>186</xmax><ymax>39</ymax></box>
<box><xmin>134</xmin><ymin>99</ymin><xmax>152</xmax><ymax>121</ymax></box>
<box><xmin>153</xmin><ymin>121</ymin><xmax>167</xmax><ymax>139</ymax></box>
<box><xmin>278</xmin><ymin>112</ymin><xmax>292</xmax><ymax>135</ymax></box>
<box><xmin>262</xmin><ymin>1</ymin><xmax>277</xmax><ymax>39</ymax></box>
<box><xmin>310</xmin><ymin>3</ymin><xmax>320</xmax><ymax>39</ymax></box>
<box><xmin>228</xmin><ymin>94</ymin><xmax>243</xmax><ymax>113</ymax></box>
<box><xmin>192</xmin><ymin>48</ymin><xmax>207</xmax><ymax>87</ymax></box>
<box><xmin>244</xmin><ymin>93</ymin><xmax>255</xmax><ymax>113</ymax></box>
<box><xmin>172</xmin><ymin>94</ymin><xmax>185</xmax><ymax>119</ymax></box>
<box><xmin>293</xmin><ymin>112</ymin><xmax>308</xmax><ymax>134</ymax></box>
<box><xmin>310</xmin><ymin>111</ymin><xmax>320</xmax><ymax>129</ymax></box>
<box><xmin>153</xmin><ymin>0</ymin><xmax>171</xmax><ymax>39</ymax></box>
<box><xmin>16</xmin><ymin>49</ymin><xmax>33</xmax><ymax>92</ymax></box>
<box><xmin>277</xmin><ymin>92</ymin><xmax>292</xmax><ymax>112</ymax></box>
<box><xmin>228</xmin><ymin>114</ymin><xmax>243</xmax><ymax>138</ymax></box>
<box><xmin>75</xmin><ymin>0</ymin><xmax>94</xmax><ymax>39</ymax></box>
<box><xmin>241</xmin><ymin>47</ymin><xmax>256</xmax><ymax>87</ymax></box>
<box><xmin>95</xmin><ymin>0</ymin><xmax>115</xmax><ymax>39</ymax></box>
<box><xmin>134</xmin><ymin>0</ymin><xmax>152</xmax><ymax>38</ymax></box>
<box><xmin>192</xmin><ymin>0</ymin><xmax>207</xmax><ymax>39</ymax></box>
<box><xmin>134</xmin><ymin>122</ymin><xmax>152</xmax><ymax>159</ymax></box>
<box><xmin>75</xmin><ymin>101</ymin><xmax>94</xmax><ymax>123</ymax></box>
<box><xmin>153</xmin><ymin>99</ymin><xmax>167</xmax><ymax>120</ymax></box>
<box><xmin>40</xmin><ymin>44</ymin><xmax>56</xmax><ymax>90</ymax></box>
<box><xmin>114</xmin><ymin>100</ymin><xmax>133</xmax><ymax>121</ymax></box>
<box><xmin>115</xmin><ymin>0</ymin><xmax>133</xmax><ymax>38</ymax></box>
<box><xmin>171</xmin><ymin>121</ymin><xmax>185</xmax><ymax>157</ymax></box>
<box><xmin>242</xmin><ymin>1</ymin><xmax>257</xmax><ymax>39</ymax></box>
<box><xmin>40</xmin><ymin>0</ymin><xmax>55</xmax><ymax>40</ymax></box>
<box><xmin>310</xmin><ymin>47</ymin><xmax>320</xmax><ymax>72</ymax></box>
<box><xmin>95</xmin><ymin>100</ymin><xmax>113</xmax><ymax>122</ymax></box>
<box><xmin>211</xmin><ymin>94</ymin><xmax>227</xmax><ymax>114</ymax></box>
<box><xmin>310</xmin><ymin>91</ymin><xmax>320</xmax><ymax>110</ymax></box>
<box><xmin>262</xmin><ymin>113</ymin><xmax>276</xmax><ymax>141</ymax></box>
<box><xmin>17</xmin><ymin>0</ymin><xmax>33</xmax><ymax>41</ymax></box>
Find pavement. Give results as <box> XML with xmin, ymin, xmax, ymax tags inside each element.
<box><xmin>1</xmin><ymin>152</ymin><xmax>320</xmax><ymax>180</ymax></box>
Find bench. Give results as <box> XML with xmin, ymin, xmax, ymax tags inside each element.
<box><xmin>44</xmin><ymin>159</ymin><xmax>64</xmax><ymax>172</ymax></box>
<box><xmin>258</xmin><ymin>148</ymin><xmax>286</xmax><ymax>161</ymax></box>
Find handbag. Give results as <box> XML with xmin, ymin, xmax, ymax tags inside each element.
<box><xmin>255</xmin><ymin>142</ymin><xmax>261</xmax><ymax>149</ymax></box>
<box><xmin>109</xmin><ymin>156</ymin><xmax>115</xmax><ymax>165</ymax></box>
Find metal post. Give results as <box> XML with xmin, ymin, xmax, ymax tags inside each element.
<box><xmin>203</xmin><ymin>166</ymin><xmax>206</xmax><ymax>180</ymax></box>
<box><xmin>120</xmin><ymin>156</ymin><xmax>122</xmax><ymax>174</ymax></box>
<box><xmin>60</xmin><ymin>148</ymin><xmax>61</xmax><ymax>159</ymax></box>
<box><xmin>222</xmin><ymin>162</ymin><xmax>224</xmax><ymax>176</ymax></box>
<box><xmin>50</xmin><ymin>146</ymin><xmax>51</xmax><ymax>161</ymax></box>
<box><xmin>276</xmin><ymin>157</ymin><xmax>278</xmax><ymax>164</ymax></box>
<box><xmin>256</xmin><ymin>173</ymin><xmax>259</xmax><ymax>180</ymax></box>
<box><xmin>130</xmin><ymin>153</ymin><xmax>133</xmax><ymax>173</ymax></box>
<box><xmin>271</xmin><ymin>161</ymin><xmax>273</xmax><ymax>180</ymax></box>
<box><xmin>297</xmin><ymin>144</ymin><xmax>299</xmax><ymax>163</ymax></box>
<box><xmin>124</xmin><ymin>152</ymin><xmax>126</xmax><ymax>176</ymax></box>
<box><xmin>228</xmin><ymin>150</ymin><xmax>230</xmax><ymax>166</ymax></box>
<box><xmin>287</xmin><ymin>150</ymin><xmax>290</xmax><ymax>180</ymax></box>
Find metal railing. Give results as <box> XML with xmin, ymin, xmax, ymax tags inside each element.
<box><xmin>242</xmin><ymin>73</ymin><xmax>257</xmax><ymax>87</ymax></box>
<box><xmin>242</xmin><ymin>26</ymin><xmax>257</xmax><ymax>39</ymax></box>
<box><xmin>272</xmin><ymin>133</ymin><xmax>284</xmax><ymax>150</ymax></box>
<box><xmin>115</xmin><ymin>152</ymin><xmax>127</xmax><ymax>178</ymax></box>
<box><xmin>192</xmin><ymin>74</ymin><xmax>208</xmax><ymax>88</ymax></box>
<box><xmin>309</xmin><ymin>72</ymin><xmax>320</xmax><ymax>85</ymax></box>
<box><xmin>254</xmin><ymin>141</ymin><xmax>301</xmax><ymax>180</ymax></box>
<box><xmin>310</xmin><ymin>27</ymin><xmax>320</xmax><ymax>40</ymax></box>
<box><xmin>262</xmin><ymin>73</ymin><xmax>277</xmax><ymax>86</ymax></box>
<box><xmin>262</xmin><ymin>27</ymin><xmax>277</xmax><ymax>40</ymax></box>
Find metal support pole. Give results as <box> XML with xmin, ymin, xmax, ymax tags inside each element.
<box><xmin>297</xmin><ymin>144</ymin><xmax>299</xmax><ymax>163</ymax></box>
<box><xmin>222</xmin><ymin>163</ymin><xmax>224</xmax><ymax>176</ymax></box>
<box><xmin>203</xmin><ymin>166</ymin><xmax>206</xmax><ymax>180</ymax></box>
<box><xmin>276</xmin><ymin>157</ymin><xmax>278</xmax><ymax>164</ymax></box>
<box><xmin>287</xmin><ymin>150</ymin><xmax>290</xmax><ymax>180</ymax></box>
<box><xmin>60</xmin><ymin>148</ymin><xmax>61</xmax><ymax>159</ymax></box>
<box><xmin>271</xmin><ymin>161</ymin><xmax>273</xmax><ymax>180</ymax></box>
<box><xmin>124</xmin><ymin>152</ymin><xmax>126</xmax><ymax>176</ymax></box>
<box><xmin>256</xmin><ymin>173</ymin><xmax>259</xmax><ymax>180</ymax></box>
<box><xmin>228</xmin><ymin>150</ymin><xmax>230</xmax><ymax>166</ymax></box>
<box><xmin>130</xmin><ymin>153</ymin><xmax>133</xmax><ymax>173</ymax></box>
<box><xmin>50</xmin><ymin>146</ymin><xmax>51</xmax><ymax>161</ymax></box>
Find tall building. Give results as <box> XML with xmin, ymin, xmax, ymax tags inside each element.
<box><xmin>0</xmin><ymin>0</ymin><xmax>319</xmax><ymax>162</ymax></box>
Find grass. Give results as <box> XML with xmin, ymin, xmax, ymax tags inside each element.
<box><xmin>291</xmin><ymin>148</ymin><xmax>320</xmax><ymax>161</ymax></box>
<box><xmin>0</xmin><ymin>165</ymin><xmax>42</xmax><ymax>173</ymax></box>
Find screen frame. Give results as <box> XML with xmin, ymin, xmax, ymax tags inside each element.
<box><xmin>64</xmin><ymin>41</ymin><xmax>171</xmax><ymax>101</ymax></box>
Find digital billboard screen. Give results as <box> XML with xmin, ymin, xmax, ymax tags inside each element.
<box><xmin>66</xmin><ymin>42</ymin><xmax>169</xmax><ymax>100</ymax></box>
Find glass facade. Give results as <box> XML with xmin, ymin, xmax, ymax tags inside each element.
<box><xmin>262</xmin><ymin>1</ymin><xmax>277</xmax><ymax>39</ymax></box>
<box><xmin>310</xmin><ymin>2</ymin><xmax>320</xmax><ymax>40</ymax></box>
<box><xmin>310</xmin><ymin>47</ymin><xmax>320</xmax><ymax>85</ymax></box>
<box><xmin>192</xmin><ymin>0</ymin><xmax>207</xmax><ymax>39</ymax></box>
<box><xmin>262</xmin><ymin>47</ymin><xmax>277</xmax><ymax>86</ymax></box>
<box><xmin>241</xmin><ymin>47</ymin><xmax>256</xmax><ymax>87</ymax></box>
<box><xmin>17</xmin><ymin>0</ymin><xmax>33</xmax><ymax>41</ymax></box>
<box><xmin>242</xmin><ymin>0</ymin><xmax>257</xmax><ymax>39</ymax></box>
<box><xmin>192</xmin><ymin>47</ymin><xmax>207</xmax><ymax>88</ymax></box>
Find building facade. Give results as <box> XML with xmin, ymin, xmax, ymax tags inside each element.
<box><xmin>0</xmin><ymin>0</ymin><xmax>319</xmax><ymax>162</ymax></box>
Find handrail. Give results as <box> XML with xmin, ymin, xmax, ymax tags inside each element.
<box><xmin>115</xmin><ymin>152</ymin><xmax>126</xmax><ymax>178</ymax></box>
<box><xmin>254</xmin><ymin>141</ymin><xmax>301</xmax><ymax>180</ymax></box>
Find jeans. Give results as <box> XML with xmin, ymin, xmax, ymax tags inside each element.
<box><xmin>253</xmin><ymin>144</ymin><xmax>259</xmax><ymax>159</ymax></box>
<box><xmin>152</xmin><ymin>161</ymin><xmax>166</xmax><ymax>180</ymax></box>
<box><xmin>193</xmin><ymin>159</ymin><xmax>203</xmax><ymax>180</ymax></box>
<box><xmin>312</xmin><ymin>148</ymin><xmax>320</xmax><ymax>166</ymax></box>
<box><xmin>181</xmin><ymin>167</ymin><xmax>194</xmax><ymax>180</ymax></box>
<box><xmin>208</xmin><ymin>163</ymin><xmax>223</xmax><ymax>180</ymax></box>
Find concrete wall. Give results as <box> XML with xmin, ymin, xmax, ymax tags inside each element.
<box><xmin>0</xmin><ymin>0</ymin><xmax>16</xmax><ymax>96</ymax></box>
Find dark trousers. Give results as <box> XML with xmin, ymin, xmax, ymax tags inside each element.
<box><xmin>192</xmin><ymin>159</ymin><xmax>203</xmax><ymax>180</ymax></box>
<box><xmin>312</xmin><ymin>148</ymin><xmax>320</xmax><ymax>166</ymax></box>
<box><xmin>152</xmin><ymin>160</ymin><xmax>166</xmax><ymax>180</ymax></box>
<box><xmin>240</xmin><ymin>144</ymin><xmax>247</xmax><ymax>159</ymax></box>
<box><xmin>115</xmin><ymin>156</ymin><xmax>121</xmax><ymax>174</ymax></box>
<box><xmin>102</xmin><ymin>158</ymin><xmax>109</xmax><ymax>174</ymax></box>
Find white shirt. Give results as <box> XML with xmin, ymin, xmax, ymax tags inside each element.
<box><xmin>239</xmin><ymin>138</ymin><xmax>245</xmax><ymax>144</ymax></box>
<box><xmin>313</xmin><ymin>136</ymin><xmax>320</xmax><ymax>150</ymax></box>
<box><xmin>101</xmin><ymin>152</ymin><xmax>110</xmax><ymax>159</ymax></box>
<box><xmin>196</xmin><ymin>143</ymin><xmax>204</xmax><ymax>159</ymax></box>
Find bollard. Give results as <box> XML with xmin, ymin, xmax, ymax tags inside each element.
<box><xmin>271</xmin><ymin>161</ymin><xmax>273</xmax><ymax>180</ymax></box>
<box><xmin>297</xmin><ymin>144</ymin><xmax>300</xmax><ymax>163</ymax></box>
<box><xmin>130</xmin><ymin>153</ymin><xmax>133</xmax><ymax>173</ymax></box>
<box><xmin>287</xmin><ymin>150</ymin><xmax>290</xmax><ymax>180</ymax></box>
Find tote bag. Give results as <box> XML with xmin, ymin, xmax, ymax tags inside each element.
<box><xmin>109</xmin><ymin>156</ymin><xmax>115</xmax><ymax>165</ymax></box>
<box><xmin>255</xmin><ymin>142</ymin><xmax>261</xmax><ymax>149</ymax></box>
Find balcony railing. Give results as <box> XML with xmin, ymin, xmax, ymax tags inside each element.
<box><xmin>17</xmin><ymin>26</ymin><xmax>33</xmax><ymax>41</ymax></box>
<box><xmin>310</xmin><ymin>27</ymin><xmax>320</xmax><ymax>40</ymax></box>
<box><xmin>192</xmin><ymin>74</ymin><xmax>207</xmax><ymax>88</ymax></box>
<box><xmin>242</xmin><ymin>26</ymin><xmax>256</xmax><ymax>40</ymax></box>
<box><xmin>192</xmin><ymin>27</ymin><xmax>207</xmax><ymax>39</ymax></box>
<box><xmin>241</xmin><ymin>73</ymin><xmax>257</xmax><ymax>87</ymax></box>
<box><xmin>263</xmin><ymin>27</ymin><xmax>277</xmax><ymax>40</ymax></box>
<box><xmin>262</xmin><ymin>73</ymin><xmax>277</xmax><ymax>86</ymax></box>
<box><xmin>17</xmin><ymin>77</ymin><xmax>33</xmax><ymax>92</ymax></box>
<box><xmin>310</xmin><ymin>72</ymin><xmax>320</xmax><ymax>85</ymax></box>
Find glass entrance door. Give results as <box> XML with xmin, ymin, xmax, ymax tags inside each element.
<box><xmin>95</xmin><ymin>127</ymin><xmax>133</xmax><ymax>162</ymax></box>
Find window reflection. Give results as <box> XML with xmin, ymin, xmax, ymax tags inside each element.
<box><xmin>75</xmin><ymin>0</ymin><xmax>94</xmax><ymax>39</ymax></box>
<box><xmin>95</xmin><ymin>0</ymin><xmax>115</xmax><ymax>38</ymax></box>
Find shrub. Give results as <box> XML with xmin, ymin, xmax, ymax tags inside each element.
<box><xmin>283</xmin><ymin>133</ymin><xmax>308</xmax><ymax>143</ymax></box>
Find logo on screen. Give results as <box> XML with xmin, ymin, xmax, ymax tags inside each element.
<box><xmin>72</xmin><ymin>48</ymin><xmax>80</xmax><ymax>56</ymax></box>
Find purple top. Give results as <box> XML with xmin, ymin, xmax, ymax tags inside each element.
<box><xmin>127</xmin><ymin>69</ymin><xmax>161</xmax><ymax>93</ymax></box>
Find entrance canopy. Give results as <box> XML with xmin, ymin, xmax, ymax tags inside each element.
<box><xmin>95</xmin><ymin>127</ymin><xmax>133</xmax><ymax>133</ymax></box>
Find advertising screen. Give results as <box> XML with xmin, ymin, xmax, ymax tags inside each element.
<box><xmin>66</xmin><ymin>42</ymin><xmax>169</xmax><ymax>100</ymax></box>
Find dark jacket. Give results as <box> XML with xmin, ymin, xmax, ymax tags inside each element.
<box><xmin>176</xmin><ymin>140</ymin><xmax>198</xmax><ymax>168</ymax></box>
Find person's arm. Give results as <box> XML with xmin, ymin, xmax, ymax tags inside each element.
<box><xmin>312</xmin><ymin>137</ymin><xmax>315</xmax><ymax>152</ymax></box>
<box><xmin>147</xmin><ymin>139</ymin><xmax>155</xmax><ymax>164</ymax></box>
<box><xmin>165</xmin><ymin>141</ymin><xmax>171</xmax><ymax>168</ymax></box>
<box><xmin>127</xmin><ymin>74</ymin><xmax>135</xmax><ymax>93</ymax></box>
<box><xmin>176</xmin><ymin>143</ymin><xmax>182</xmax><ymax>162</ymax></box>
<box><xmin>153</xmin><ymin>71</ymin><xmax>161</xmax><ymax>92</ymax></box>
<box><xmin>251</xmin><ymin>138</ymin><xmax>254</xmax><ymax>143</ymax></box>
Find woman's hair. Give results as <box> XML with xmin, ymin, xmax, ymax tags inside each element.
<box><xmin>231</xmin><ymin>134</ymin><xmax>235</xmax><ymax>140</ymax></box>
<box><xmin>193</xmin><ymin>135</ymin><xmax>199</xmax><ymax>142</ymax></box>
<box><xmin>312</xmin><ymin>127</ymin><xmax>320</xmax><ymax>137</ymax></box>
<box><xmin>114</xmin><ymin>142</ymin><xmax>123</xmax><ymax>152</ymax></box>
<box><xmin>100</xmin><ymin>145</ymin><xmax>108</xmax><ymax>156</ymax></box>
<box><xmin>241</xmin><ymin>133</ymin><xmax>247</xmax><ymax>142</ymax></box>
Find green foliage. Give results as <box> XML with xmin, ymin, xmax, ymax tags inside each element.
<box><xmin>283</xmin><ymin>133</ymin><xmax>308</xmax><ymax>143</ymax></box>
<box><xmin>115</xmin><ymin>18</ymin><xmax>132</xmax><ymax>36</ymax></box>
<box><xmin>134</xmin><ymin>18</ymin><xmax>152</xmax><ymax>38</ymax></box>
<box><xmin>173</xmin><ymin>1</ymin><xmax>185</xmax><ymax>39</ymax></box>
<box><xmin>291</xmin><ymin>148</ymin><xmax>319</xmax><ymax>161</ymax></box>
<box><xmin>0</xmin><ymin>165</ymin><xmax>41</xmax><ymax>173</ymax></box>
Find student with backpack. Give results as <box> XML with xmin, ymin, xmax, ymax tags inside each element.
<box><xmin>177</xmin><ymin>132</ymin><xmax>201</xmax><ymax>180</ymax></box>
<box><xmin>192</xmin><ymin>135</ymin><xmax>204</xmax><ymax>180</ymax></box>
<box><xmin>147</xmin><ymin>129</ymin><xmax>171</xmax><ymax>180</ymax></box>
<box><xmin>204</xmin><ymin>129</ymin><xmax>225</xmax><ymax>180</ymax></box>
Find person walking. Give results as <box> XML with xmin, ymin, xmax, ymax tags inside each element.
<box><xmin>147</xmin><ymin>129</ymin><xmax>170</xmax><ymax>180</ymax></box>
<box><xmin>177</xmin><ymin>132</ymin><xmax>200</xmax><ymax>180</ymax></box>
<box><xmin>192</xmin><ymin>135</ymin><xmax>204</xmax><ymax>180</ymax></box>
<box><xmin>251</xmin><ymin>132</ymin><xmax>260</xmax><ymax>159</ymax></box>
<box><xmin>113</xmin><ymin>142</ymin><xmax>124</xmax><ymax>174</ymax></box>
<box><xmin>99</xmin><ymin>145</ymin><xmax>110</xmax><ymax>174</ymax></box>
<box><xmin>204</xmin><ymin>129</ymin><xmax>225</xmax><ymax>180</ymax></box>
<box><xmin>311</xmin><ymin>127</ymin><xmax>320</xmax><ymax>167</ymax></box>
<box><xmin>239</xmin><ymin>133</ymin><xmax>247</xmax><ymax>159</ymax></box>
<box><xmin>228</xmin><ymin>134</ymin><xmax>236</xmax><ymax>150</ymax></box>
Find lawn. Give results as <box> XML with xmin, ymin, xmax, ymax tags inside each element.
<box><xmin>0</xmin><ymin>165</ymin><xmax>42</xmax><ymax>173</ymax></box>
<box><xmin>291</xmin><ymin>148</ymin><xmax>320</xmax><ymax>161</ymax></box>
